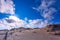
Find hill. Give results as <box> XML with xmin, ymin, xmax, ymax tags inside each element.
<box><xmin>44</xmin><ymin>24</ymin><xmax>60</xmax><ymax>35</ymax></box>
<box><xmin>0</xmin><ymin>24</ymin><xmax>60</xmax><ymax>40</ymax></box>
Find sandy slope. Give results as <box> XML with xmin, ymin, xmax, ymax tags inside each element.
<box><xmin>6</xmin><ymin>29</ymin><xmax>60</xmax><ymax>40</ymax></box>
<box><xmin>0</xmin><ymin>30</ymin><xmax>8</xmax><ymax>40</ymax></box>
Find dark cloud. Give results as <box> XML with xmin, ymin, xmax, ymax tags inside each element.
<box><xmin>5</xmin><ymin>19</ymin><xmax>15</xmax><ymax>23</ymax></box>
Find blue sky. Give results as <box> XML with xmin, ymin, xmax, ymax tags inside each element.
<box><xmin>13</xmin><ymin>0</ymin><xmax>41</xmax><ymax>19</ymax></box>
<box><xmin>13</xmin><ymin>0</ymin><xmax>60</xmax><ymax>23</ymax></box>
<box><xmin>0</xmin><ymin>0</ymin><xmax>60</xmax><ymax>30</ymax></box>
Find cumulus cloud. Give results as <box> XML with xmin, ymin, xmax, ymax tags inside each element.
<box><xmin>0</xmin><ymin>0</ymin><xmax>28</xmax><ymax>30</ymax></box>
<box><xmin>0</xmin><ymin>0</ymin><xmax>15</xmax><ymax>14</ymax></box>
<box><xmin>26</xmin><ymin>19</ymin><xmax>49</xmax><ymax>28</ymax></box>
<box><xmin>0</xmin><ymin>15</ymin><xmax>26</xmax><ymax>30</ymax></box>
<box><xmin>0</xmin><ymin>15</ymin><xmax>49</xmax><ymax>30</ymax></box>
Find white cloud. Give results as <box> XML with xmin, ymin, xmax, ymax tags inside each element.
<box><xmin>32</xmin><ymin>0</ymin><xmax>57</xmax><ymax>26</ymax></box>
<box><xmin>0</xmin><ymin>0</ymin><xmax>15</xmax><ymax>14</ymax></box>
<box><xmin>0</xmin><ymin>15</ymin><xmax>26</xmax><ymax>30</ymax></box>
<box><xmin>42</xmin><ymin>8</ymin><xmax>57</xmax><ymax>20</ymax></box>
<box><xmin>25</xmin><ymin>19</ymin><xmax>49</xmax><ymax>28</ymax></box>
<box><xmin>33</xmin><ymin>0</ymin><xmax>57</xmax><ymax>20</ymax></box>
<box><xmin>8</xmin><ymin>15</ymin><xmax>20</xmax><ymax>21</ymax></box>
<box><xmin>0</xmin><ymin>0</ymin><xmax>56</xmax><ymax>30</ymax></box>
<box><xmin>32</xmin><ymin>0</ymin><xmax>57</xmax><ymax>28</ymax></box>
<box><xmin>0</xmin><ymin>15</ymin><xmax>49</xmax><ymax>30</ymax></box>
